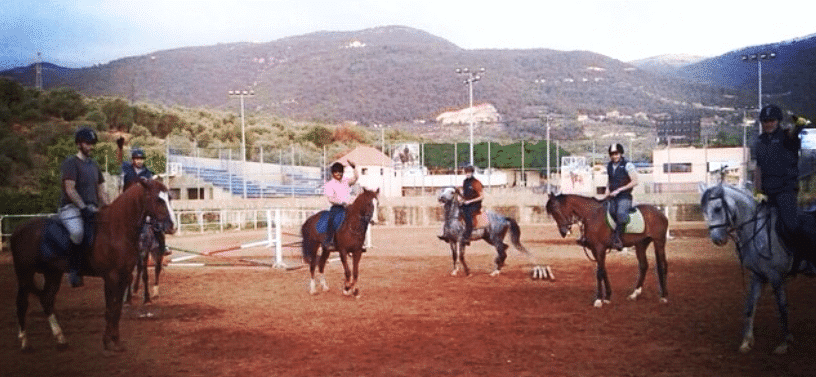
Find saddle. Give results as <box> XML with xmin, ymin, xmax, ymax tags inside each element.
<box><xmin>604</xmin><ymin>207</ymin><xmax>644</xmax><ymax>234</ymax></box>
<box><xmin>39</xmin><ymin>215</ymin><xmax>95</xmax><ymax>269</ymax></box>
<box><xmin>460</xmin><ymin>210</ymin><xmax>489</xmax><ymax>230</ymax></box>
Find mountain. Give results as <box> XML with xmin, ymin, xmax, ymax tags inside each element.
<box><xmin>676</xmin><ymin>33</ymin><xmax>816</xmax><ymax>117</ymax></box>
<box><xmin>629</xmin><ymin>54</ymin><xmax>707</xmax><ymax>76</ymax></box>
<box><xmin>1</xmin><ymin>26</ymin><xmax>739</xmax><ymax>125</ymax></box>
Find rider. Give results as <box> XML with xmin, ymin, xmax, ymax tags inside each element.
<box><xmin>460</xmin><ymin>165</ymin><xmax>484</xmax><ymax>246</ymax></box>
<box><xmin>752</xmin><ymin>104</ymin><xmax>816</xmax><ymax>264</ymax></box>
<box><xmin>59</xmin><ymin>127</ymin><xmax>110</xmax><ymax>287</ymax></box>
<box><xmin>323</xmin><ymin>160</ymin><xmax>358</xmax><ymax>249</ymax></box>
<box><xmin>605</xmin><ymin>143</ymin><xmax>638</xmax><ymax>250</ymax></box>
<box><xmin>117</xmin><ymin>138</ymin><xmax>170</xmax><ymax>256</ymax></box>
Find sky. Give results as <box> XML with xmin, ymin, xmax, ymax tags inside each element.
<box><xmin>3</xmin><ymin>0</ymin><xmax>816</xmax><ymax>70</ymax></box>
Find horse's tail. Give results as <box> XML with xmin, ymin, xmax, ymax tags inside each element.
<box><xmin>300</xmin><ymin>220</ymin><xmax>315</xmax><ymax>264</ymax></box>
<box><xmin>9</xmin><ymin>222</ymin><xmax>45</xmax><ymax>297</ymax></box>
<box><xmin>507</xmin><ymin>217</ymin><xmax>537</xmax><ymax>264</ymax></box>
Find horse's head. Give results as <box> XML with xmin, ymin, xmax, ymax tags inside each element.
<box><xmin>545</xmin><ymin>192</ymin><xmax>572</xmax><ymax>237</ymax></box>
<box><xmin>437</xmin><ymin>187</ymin><xmax>458</xmax><ymax>204</ymax></box>
<box><xmin>354</xmin><ymin>187</ymin><xmax>380</xmax><ymax>225</ymax></box>
<box><xmin>699</xmin><ymin>183</ymin><xmax>734</xmax><ymax>246</ymax></box>
<box><xmin>140</xmin><ymin>179</ymin><xmax>177</xmax><ymax>235</ymax></box>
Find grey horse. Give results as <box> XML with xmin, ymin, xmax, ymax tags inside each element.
<box><xmin>437</xmin><ymin>187</ymin><xmax>553</xmax><ymax>279</ymax></box>
<box><xmin>699</xmin><ymin>182</ymin><xmax>813</xmax><ymax>354</ymax></box>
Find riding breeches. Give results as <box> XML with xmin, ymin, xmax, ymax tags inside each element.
<box><xmin>770</xmin><ymin>191</ymin><xmax>799</xmax><ymax>236</ymax></box>
<box><xmin>609</xmin><ymin>197</ymin><xmax>632</xmax><ymax>226</ymax></box>
<box><xmin>461</xmin><ymin>202</ymin><xmax>481</xmax><ymax>238</ymax></box>
<box><xmin>58</xmin><ymin>204</ymin><xmax>84</xmax><ymax>245</ymax></box>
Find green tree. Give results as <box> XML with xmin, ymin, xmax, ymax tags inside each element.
<box><xmin>302</xmin><ymin>125</ymin><xmax>333</xmax><ymax>148</ymax></box>
<box><xmin>41</xmin><ymin>88</ymin><xmax>87</xmax><ymax>121</ymax></box>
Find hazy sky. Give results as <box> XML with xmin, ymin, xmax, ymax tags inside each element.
<box><xmin>3</xmin><ymin>0</ymin><xmax>815</xmax><ymax>69</ymax></box>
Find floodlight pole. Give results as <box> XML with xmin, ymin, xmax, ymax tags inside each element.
<box><xmin>228</xmin><ymin>89</ymin><xmax>254</xmax><ymax>199</ymax></box>
<box><xmin>456</xmin><ymin>67</ymin><xmax>485</xmax><ymax>167</ymax></box>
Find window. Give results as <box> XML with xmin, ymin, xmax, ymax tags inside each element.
<box><xmin>187</xmin><ymin>187</ymin><xmax>205</xmax><ymax>200</ymax></box>
<box><xmin>663</xmin><ymin>163</ymin><xmax>692</xmax><ymax>173</ymax></box>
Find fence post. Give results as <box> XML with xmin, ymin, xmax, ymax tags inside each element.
<box><xmin>273</xmin><ymin>209</ymin><xmax>285</xmax><ymax>269</ymax></box>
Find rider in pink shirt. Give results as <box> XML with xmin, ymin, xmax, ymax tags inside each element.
<box><xmin>323</xmin><ymin>161</ymin><xmax>358</xmax><ymax>249</ymax></box>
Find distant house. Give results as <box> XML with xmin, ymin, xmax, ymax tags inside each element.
<box><xmin>333</xmin><ymin>145</ymin><xmax>401</xmax><ymax>197</ymax></box>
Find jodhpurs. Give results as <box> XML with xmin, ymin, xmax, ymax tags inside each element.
<box><xmin>58</xmin><ymin>204</ymin><xmax>84</xmax><ymax>245</ymax></box>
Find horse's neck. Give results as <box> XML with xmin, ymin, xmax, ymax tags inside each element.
<box><xmin>570</xmin><ymin>196</ymin><xmax>601</xmax><ymax>219</ymax></box>
<box><xmin>444</xmin><ymin>199</ymin><xmax>460</xmax><ymax>222</ymax></box>
<box><xmin>105</xmin><ymin>189</ymin><xmax>146</xmax><ymax>235</ymax></box>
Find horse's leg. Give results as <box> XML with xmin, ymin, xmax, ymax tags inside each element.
<box><xmin>40</xmin><ymin>271</ymin><xmax>68</xmax><ymax>349</ymax></box>
<box><xmin>653</xmin><ymin>236</ymin><xmax>669</xmax><ymax>303</ymax></box>
<box><xmin>449</xmin><ymin>241</ymin><xmax>460</xmax><ymax>276</ymax></box>
<box><xmin>16</xmin><ymin>269</ymin><xmax>36</xmax><ymax>351</ymax></box>
<box><xmin>490</xmin><ymin>241</ymin><xmax>508</xmax><ymax>277</ymax></box>
<box><xmin>458</xmin><ymin>242</ymin><xmax>471</xmax><ymax>277</ymax></box>
<box><xmin>339</xmin><ymin>250</ymin><xmax>355</xmax><ymax>296</ymax></box>
<box><xmin>593</xmin><ymin>247</ymin><xmax>611</xmax><ymax>307</ymax></box>
<box><xmin>771</xmin><ymin>277</ymin><xmax>792</xmax><ymax>355</ymax></box>
<box><xmin>348</xmin><ymin>250</ymin><xmax>362</xmax><ymax>298</ymax></box>
<box><xmin>317</xmin><ymin>245</ymin><xmax>331</xmax><ymax>292</ymax></box>
<box><xmin>103</xmin><ymin>270</ymin><xmax>130</xmax><ymax>352</ymax></box>
<box><xmin>141</xmin><ymin>254</ymin><xmax>151</xmax><ymax>304</ymax></box>
<box><xmin>150</xmin><ymin>251</ymin><xmax>163</xmax><ymax>301</ymax></box>
<box><xmin>308</xmin><ymin>244</ymin><xmax>321</xmax><ymax>295</ymax></box>
<box><xmin>739</xmin><ymin>275</ymin><xmax>763</xmax><ymax>353</ymax></box>
<box><xmin>627</xmin><ymin>241</ymin><xmax>649</xmax><ymax>301</ymax></box>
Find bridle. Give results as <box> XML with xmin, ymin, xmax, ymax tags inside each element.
<box><xmin>704</xmin><ymin>186</ymin><xmax>771</xmax><ymax>261</ymax></box>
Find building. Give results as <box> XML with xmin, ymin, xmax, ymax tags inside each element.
<box><xmin>655</xmin><ymin>116</ymin><xmax>701</xmax><ymax>144</ymax></box>
<box><xmin>652</xmin><ymin>146</ymin><xmax>747</xmax><ymax>192</ymax></box>
<box><xmin>333</xmin><ymin>145</ymin><xmax>401</xmax><ymax>197</ymax></box>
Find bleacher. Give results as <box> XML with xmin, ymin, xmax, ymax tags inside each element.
<box><xmin>180</xmin><ymin>165</ymin><xmax>322</xmax><ymax>198</ymax></box>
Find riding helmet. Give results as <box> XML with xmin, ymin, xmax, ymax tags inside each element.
<box><xmin>464</xmin><ymin>165</ymin><xmax>476</xmax><ymax>173</ymax></box>
<box><xmin>759</xmin><ymin>104</ymin><xmax>783</xmax><ymax>122</ymax></box>
<box><xmin>330</xmin><ymin>162</ymin><xmax>345</xmax><ymax>174</ymax></box>
<box><xmin>131</xmin><ymin>148</ymin><xmax>146</xmax><ymax>159</ymax></box>
<box><xmin>608</xmin><ymin>143</ymin><xmax>624</xmax><ymax>155</ymax></box>
<box><xmin>75</xmin><ymin>127</ymin><xmax>98</xmax><ymax>145</ymax></box>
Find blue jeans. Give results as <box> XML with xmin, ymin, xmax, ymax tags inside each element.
<box><xmin>609</xmin><ymin>197</ymin><xmax>632</xmax><ymax>226</ymax></box>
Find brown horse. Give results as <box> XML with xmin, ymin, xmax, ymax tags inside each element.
<box><xmin>545</xmin><ymin>193</ymin><xmax>669</xmax><ymax>307</ymax></box>
<box><xmin>301</xmin><ymin>187</ymin><xmax>379</xmax><ymax>297</ymax></box>
<box><xmin>10</xmin><ymin>179</ymin><xmax>176</xmax><ymax>352</ymax></box>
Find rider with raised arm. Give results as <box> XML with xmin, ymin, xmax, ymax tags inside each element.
<box><xmin>752</xmin><ymin>104</ymin><xmax>816</xmax><ymax>265</ymax></box>
<box><xmin>323</xmin><ymin>160</ymin><xmax>358</xmax><ymax>249</ymax></box>
<box><xmin>59</xmin><ymin>128</ymin><xmax>110</xmax><ymax>287</ymax></box>
<box><xmin>605</xmin><ymin>143</ymin><xmax>638</xmax><ymax>250</ymax></box>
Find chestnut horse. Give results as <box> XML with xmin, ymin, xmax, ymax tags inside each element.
<box><xmin>10</xmin><ymin>179</ymin><xmax>176</xmax><ymax>352</ymax></box>
<box><xmin>301</xmin><ymin>187</ymin><xmax>379</xmax><ymax>297</ymax></box>
<box><xmin>545</xmin><ymin>193</ymin><xmax>669</xmax><ymax>307</ymax></box>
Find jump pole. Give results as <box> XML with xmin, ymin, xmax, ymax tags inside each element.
<box><xmin>239</xmin><ymin>209</ymin><xmax>285</xmax><ymax>269</ymax></box>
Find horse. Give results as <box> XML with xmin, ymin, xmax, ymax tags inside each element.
<box><xmin>699</xmin><ymin>182</ymin><xmax>807</xmax><ymax>354</ymax></box>
<box><xmin>124</xmin><ymin>224</ymin><xmax>166</xmax><ymax>305</ymax></box>
<box><xmin>437</xmin><ymin>187</ymin><xmax>553</xmax><ymax>279</ymax></box>
<box><xmin>10</xmin><ymin>179</ymin><xmax>176</xmax><ymax>352</ymax></box>
<box><xmin>545</xmin><ymin>193</ymin><xmax>669</xmax><ymax>307</ymax></box>
<box><xmin>301</xmin><ymin>187</ymin><xmax>379</xmax><ymax>297</ymax></box>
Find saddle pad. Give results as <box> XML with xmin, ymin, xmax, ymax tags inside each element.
<box><xmin>40</xmin><ymin>217</ymin><xmax>71</xmax><ymax>261</ymax></box>
<box><xmin>39</xmin><ymin>216</ymin><xmax>95</xmax><ymax>262</ymax></box>
<box><xmin>316</xmin><ymin>210</ymin><xmax>346</xmax><ymax>234</ymax></box>
<box><xmin>605</xmin><ymin>208</ymin><xmax>645</xmax><ymax>234</ymax></box>
<box><xmin>459</xmin><ymin>211</ymin><xmax>489</xmax><ymax>229</ymax></box>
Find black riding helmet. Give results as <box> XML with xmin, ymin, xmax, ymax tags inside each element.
<box><xmin>330</xmin><ymin>162</ymin><xmax>345</xmax><ymax>174</ymax></box>
<box><xmin>131</xmin><ymin>148</ymin><xmax>146</xmax><ymax>159</ymax></box>
<box><xmin>75</xmin><ymin>127</ymin><xmax>98</xmax><ymax>145</ymax></box>
<box><xmin>608</xmin><ymin>143</ymin><xmax>624</xmax><ymax>155</ymax></box>
<box><xmin>759</xmin><ymin>104</ymin><xmax>783</xmax><ymax>122</ymax></box>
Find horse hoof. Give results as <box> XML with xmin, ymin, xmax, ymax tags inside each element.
<box><xmin>56</xmin><ymin>342</ymin><xmax>69</xmax><ymax>351</ymax></box>
<box><xmin>593</xmin><ymin>299</ymin><xmax>603</xmax><ymax>308</ymax></box>
<box><xmin>659</xmin><ymin>297</ymin><xmax>669</xmax><ymax>304</ymax></box>
<box><xmin>773</xmin><ymin>343</ymin><xmax>789</xmax><ymax>355</ymax></box>
<box><xmin>739</xmin><ymin>340</ymin><xmax>753</xmax><ymax>354</ymax></box>
<box><xmin>489</xmin><ymin>270</ymin><xmax>501</xmax><ymax>277</ymax></box>
<box><xmin>353</xmin><ymin>288</ymin><xmax>361</xmax><ymax>297</ymax></box>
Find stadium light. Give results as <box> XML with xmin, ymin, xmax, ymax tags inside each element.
<box><xmin>228</xmin><ymin>89</ymin><xmax>255</xmax><ymax>199</ymax></box>
<box><xmin>741</xmin><ymin>51</ymin><xmax>776</xmax><ymax>134</ymax></box>
<box><xmin>456</xmin><ymin>67</ymin><xmax>485</xmax><ymax>167</ymax></box>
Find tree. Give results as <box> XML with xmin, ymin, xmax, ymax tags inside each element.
<box><xmin>41</xmin><ymin>88</ymin><xmax>87</xmax><ymax>121</ymax></box>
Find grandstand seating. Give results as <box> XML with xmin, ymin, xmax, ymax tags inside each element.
<box><xmin>180</xmin><ymin>165</ymin><xmax>322</xmax><ymax>198</ymax></box>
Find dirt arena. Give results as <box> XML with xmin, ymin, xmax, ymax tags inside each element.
<box><xmin>2</xmin><ymin>223</ymin><xmax>816</xmax><ymax>377</ymax></box>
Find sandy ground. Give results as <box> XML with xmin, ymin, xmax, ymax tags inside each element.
<box><xmin>1</xmin><ymin>223</ymin><xmax>815</xmax><ymax>377</ymax></box>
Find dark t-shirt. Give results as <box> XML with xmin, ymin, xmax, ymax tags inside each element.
<box><xmin>59</xmin><ymin>155</ymin><xmax>104</xmax><ymax>208</ymax></box>
<box><xmin>753</xmin><ymin>127</ymin><xmax>800</xmax><ymax>194</ymax></box>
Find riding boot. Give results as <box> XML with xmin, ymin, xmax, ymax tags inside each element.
<box><xmin>67</xmin><ymin>242</ymin><xmax>84</xmax><ymax>288</ymax></box>
<box><xmin>611</xmin><ymin>224</ymin><xmax>624</xmax><ymax>251</ymax></box>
